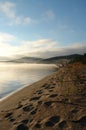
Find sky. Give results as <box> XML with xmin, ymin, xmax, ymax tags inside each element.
<box><xmin>0</xmin><ymin>0</ymin><xmax>86</xmax><ymax>58</ymax></box>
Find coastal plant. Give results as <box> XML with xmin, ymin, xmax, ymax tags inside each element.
<box><xmin>65</xmin><ymin>86</ymin><xmax>71</xmax><ymax>103</ymax></box>
<box><xmin>65</xmin><ymin>82</ymin><xmax>78</xmax><ymax>103</ymax></box>
<box><xmin>60</xmin><ymin>76</ymin><xmax>64</xmax><ymax>87</ymax></box>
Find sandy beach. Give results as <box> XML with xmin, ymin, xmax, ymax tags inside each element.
<box><xmin>0</xmin><ymin>62</ymin><xmax>86</xmax><ymax>130</ymax></box>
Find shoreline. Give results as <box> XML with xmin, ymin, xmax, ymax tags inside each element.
<box><xmin>0</xmin><ymin>71</ymin><xmax>57</xmax><ymax>103</ymax></box>
<box><xmin>0</xmin><ymin>69</ymin><xmax>58</xmax><ymax>110</ymax></box>
<box><xmin>0</xmin><ymin>63</ymin><xmax>58</xmax><ymax>102</ymax></box>
<box><xmin>0</xmin><ymin>62</ymin><xmax>86</xmax><ymax>130</ymax></box>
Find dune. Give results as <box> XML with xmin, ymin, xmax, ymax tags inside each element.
<box><xmin>0</xmin><ymin>62</ymin><xmax>86</xmax><ymax>130</ymax></box>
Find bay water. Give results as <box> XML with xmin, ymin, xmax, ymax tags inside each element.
<box><xmin>0</xmin><ymin>63</ymin><xmax>57</xmax><ymax>100</ymax></box>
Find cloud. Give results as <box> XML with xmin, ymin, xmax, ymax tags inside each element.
<box><xmin>0</xmin><ymin>33</ymin><xmax>58</xmax><ymax>57</ymax></box>
<box><xmin>23</xmin><ymin>17</ymin><xmax>33</xmax><ymax>25</ymax></box>
<box><xmin>26</xmin><ymin>44</ymin><xmax>86</xmax><ymax>58</ymax></box>
<box><xmin>0</xmin><ymin>1</ymin><xmax>34</xmax><ymax>25</ymax></box>
<box><xmin>21</xmin><ymin>39</ymin><xmax>58</xmax><ymax>52</ymax></box>
<box><xmin>43</xmin><ymin>10</ymin><xmax>55</xmax><ymax>21</ymax></box>
<box><xmin>0</xmin><ymin>32</ymin><xmax>85</xmax><ymax>58</ymax></box>
<box><xmin>15</xmin><ymin>41</ymin><xmax>86</xmax><ymax>58</ymax></box>
<box><xmin>0</xmin><ymin>2</ymin><xmax>55</xmax><ymax>25</ymax></box>
<box><xmin>0</xmin><ymin>32</ymin><xmax>16</xmax><ymax>43</ymax></box>
<box><xmin>0</xmin><ymin>33</ymin><xmax>17</xmax><ymax>57</ymax></box>
<box><xmin>0</xmin><ymin>1</ymin><xmax>16</xmax><ymax>19</ymax></box>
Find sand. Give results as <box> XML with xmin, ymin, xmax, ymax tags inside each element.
<box><xmin>0</xmin><ymin>62</ymin><xmax>86</xmax><ymax>130</ymax></box>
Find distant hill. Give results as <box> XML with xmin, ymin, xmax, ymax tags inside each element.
<box><xmin>4</xmin><ymin>54</ymin><xmax>85</xmax><ymax>64</ymax></box>
<box><xmin>39</xmin><ymin>54</ymin><xmax>82</xmax><ymax>64</ymax></box>
<box><xmin>69</xmin><ymin>53</ymin><xmax>86</xmax><ymax>64</ymax></box>
<box><xmin>0</xmin><ymin>57</ymin><xmax>11</xmax><ymax>61</ymax></box>
<box><xmin>8</xmin><ymin>57</ymin><xmax>43</xmax><ymax>63</ymax></box>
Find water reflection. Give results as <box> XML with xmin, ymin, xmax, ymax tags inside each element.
<box><xmin>0</xmin><ymin>63</ymin><xmax>56</xmax><ymax>99</ymax></box>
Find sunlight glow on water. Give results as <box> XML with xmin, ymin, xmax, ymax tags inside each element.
<box><xmin>0</xmin><ymin>63</ymin><xmax>57</xmax><ymax>99</ymax></box>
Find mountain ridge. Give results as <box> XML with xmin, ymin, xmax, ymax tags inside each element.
<box><xmin>0</xmin><ymin>54</ymin><xmax>84</xmax><ymax>63</ymax></box>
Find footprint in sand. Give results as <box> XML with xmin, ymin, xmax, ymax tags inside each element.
<box><xmin>30</xmin><ymin>108</ymin><xmax>38</xmax><ymax>115</ymax></box>
<box><xmin>16</xmin><ymin>124</ymin><xmax>28</xmax><ymax>130</ymax></box>
<box><xmin>72</xmin><ymin>116</ymin><xmax>86</xmax><ymax>127</ymax></box>
<box><xmin>30</xmin><ymin>96</ymin><xmax>41</xmax><ymax>101</ymax></box>
<box><xmin>38</xmin><ymin>100</ymin><xmax>42</xmax><ymax>105</ymax></box>
<box><xmin>49</xmin><ymin>89</ymin><xmax>53</xmax><ymax>92</ymax></box>
<box><xmin>36</xmin><ymin>90</ymin><xmax>43</xmax><ymax>95</ymax></box>
<box><xmin>34</xmin><ymin>123</ymin><xmax>41</xmax><ymax>128</ymax></box>
<box><xmin>44</xmin><ymin>101</ymin><xmax>52</xmax><ymax>107</ymax></box>
<box><xmin>9</xmin><ymin>118</ymin><xmax>15</xmax><ymax>122</ymax></box>
<box><xmin>42</xmin><ymin>83</ymin><xmax>47</xmax><ymax>88</ymax></box>
<box><xmin>17</xmin><ymin>104</ymin><xmax>23</xmax><ymax>109</ymax></box>
<box><xmin>5</xmin><ymin>112</ymin><xmax>16</xmax><ymax>123</ymax></box>
<box><xmin>68</xmin><ymin>108</ymin><xmax>79</xmax><ymax>119</ymax></box>
<box><xmin>5</xmin><ymin>112</ymin><xmax>13</xmax><ymax>118</ymax></box>
<box><xmin>71</xmin><ymin>109</ymin><xmax>79</xmax><ymax>114</ymax></box>
<box><xmin>58</xmin><ymin>121</ymin><xmax>67</xmax><ymax>129</ymax></box>
<box><xmin>49</xmin><ymin>86</ymin><xmax>55</xmax><ymax>89</ymax></box>
<box><xmin>42</xmin><ymin>84</ymin><xmax>51</xmax><ymax>89</ymax></box>
<box><xmin>23</xmin><ymin>104</ymin><xmax>34</xmax><ymax>112</ymax></box>
<box><xmin>45</xmin><ymin>116</ymin><xmax>60</xmax><ymax>127</ymax></box>
<box><xmin>45</xmin><ymin>120</ymin><xmax>54</xmax><ymax>127</ymax></box>
<box><xmin>49</xmin><ymin>94</ymin><xmax>58</xmax><ymax>98</ymax></box>
<box><xmin>21</xmin><ymin>119</ymin><xmax>29</xmax><ymax>124</ymax></box>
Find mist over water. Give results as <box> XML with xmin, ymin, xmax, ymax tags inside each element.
<box><xmin>0</xmin><ymin>63</ymin><xmax>57</xmax><ymax>99</ymax></box>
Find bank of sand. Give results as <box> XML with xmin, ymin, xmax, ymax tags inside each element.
<box><xmin>0</xmin><ymin>63</ymin><xmax>86</xmax><ymax>130</ymax></box>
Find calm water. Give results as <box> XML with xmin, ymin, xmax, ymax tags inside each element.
<box><xmin>0</xmin><ymin>63</ymin><xmax>57</xmax><ymax>100</ymax></box>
